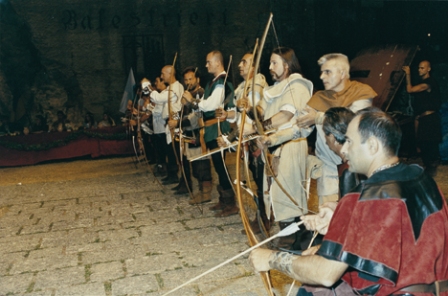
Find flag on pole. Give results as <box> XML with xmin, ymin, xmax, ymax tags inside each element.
<box><xmin>119</xmin><ymin>68</ymin><xmax>136</xmax><ymax>113</ymax></box>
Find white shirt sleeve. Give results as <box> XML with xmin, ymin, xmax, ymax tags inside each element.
<box><xmin>198</xmin><ymin>84</ymin><xmax>225</xmax><ymax>112</ymax></box>
<box><xmin>247</xmin><ymin>90</ymin><xmax>261</xmax><ymax>107</ymax></box>
<box><xmin>147</xmin><ymin>103</ymin><xmax>155</xmax><ymax>112</ymax></box>
<box><xmin>150</xmin><ymin>89</ymin><xmax>169</xmax><ymax>104</ymax></box>
<box><xmin>279</xmin><ymin>103</ymin><xmax>297</xmax><ymax>114</ymax></box>
<box><xmin>349</xmin><ymin>99</ymin><xmax>372</xmax><ymax>113</ymax></box>
<box><xmin>152</xmin><ymin>102</ymin><xmax>164</xmax><ymax>115</ymax></box>
<box><xmin>170</xmin><ymin>93</ymin><xmax>182</xmax><ymax>114</ymax></box>
<box><xmin>225</xmin><ymin>107</ymin><xmax>237</xmax><ymax>123</ymax></box>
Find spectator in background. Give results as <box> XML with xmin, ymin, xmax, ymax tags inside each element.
<box><xmin>0</xmin><ymin>115</ymin><xmax>12</xmax><ymax>135</ymax></box>
<box><xmin>98</xmin><ymin>113</ymin><xmax>116</xmax><ymax>128</ymax></box>
<box><xmin>0</xmin><ymin>115</ymin><xmax>23</xmax><ymax>135</ymax></box>
<box><xmin>51</xmin><ymin>111</ymin><xmax>71</xmax><ymax>132</ymax></box>
<box><xmin>31</xmin><ymin>115</ymin><xmax>49</xmax><ymax>133</ymax></box>
<box><xmin>83</xmin><ymin>112</ymin><xmax>97</xmax><ymax>129</ymax></box>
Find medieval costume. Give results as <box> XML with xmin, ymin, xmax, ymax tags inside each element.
<box><xmin>150</xmin><ymin>81</ymin><xmax>184</xmax><ymax>181</ymax></box>
<box><xmin>233</xmin><ymin>73</ymin><xmax>269</xmax><ymax>232</ymax></box>
<box><xmin>175</xmin><ymin>86</ymin><xmax>208</xmax><ymax>194</ymax></box>
<box><xmin>308</xmin><ymin>80</ymin><xmax>376</xmax><ymax>204</ymax></box>
<box><xmin>190</xmin><ymin>71</ymin><xmax>236</xmax><ymax>215</ymax></box>
<box><xmin>306</xmin><ymin>163</ymin><xmax>448</xmax><ymax>295</ymax></box>
<box><xmin>262</xmin><ymin>73</ymin><xmax>314</xmax><ymax>221</ymax></box>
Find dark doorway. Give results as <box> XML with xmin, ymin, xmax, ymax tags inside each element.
<box><xmin>123</xmin><ymin>34</ymin><xmax>165</xmax><ymax>82</ymax></box>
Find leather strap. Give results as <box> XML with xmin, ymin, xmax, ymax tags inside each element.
<box><xmin>204</xmin><ymin>118</ymin><xmax>219</xmax><ymax>127</ymax></box>
<box><xmin>198</xmin><ymin>116</ymin><xmax>207</xmax><ymax>153</ymax></box>
<box><xmin>291</xmin><ymin>137</ymin><xmax>305</xmax><ymax>143</ymax></box>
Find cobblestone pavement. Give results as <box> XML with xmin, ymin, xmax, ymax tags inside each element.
<box><xmin>0</xmin><ymin>155</ymin><xmax>447</xmax><ymax>296</ymax></box>
<box><xmin>0</xmin><ymin>156</ymin><xmax>295</xmax><ymax>296</ymax></box>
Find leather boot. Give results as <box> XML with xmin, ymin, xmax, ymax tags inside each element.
<box><xmin>162</xmin><ymin>171</ymin><xmax>178</xmax><ymax>185</ymax></box>
<box><xmin>241</xmin><ymin>212</ymin><xmax>272</xmax><ymax>235</ymax></box>
<box><xmin>171</xmin><ymin>178</ymin><xmax>184</xmax><ymax>191</ymax></box>
<box><xmin>189</xmin><ymin>181</ymin><xmax>212</xmax><ymax>205</ymax></box>
<box><xmin>175</xmin><ymin>180</ymin><xmax>191</xmax><ymax>195</ymax></box>
<box><xmin>189</xmin><ymin>182</ymin><xmax>202</xmax><ymax>205</ymax></box>
<box><xmin>154</xmin><ymin>164</ymin><xmax>167</xmax><ymax>177</ymax></box>
<box><xmin>215</xmin><ymin>188</ymin><xmax>239</xmax><ymax>217</ymax></box>
<box><xmin>201</xmin><ymin>181</ymin><xmax>212</xmax><ymax>202</ymax></box>
<box><xmin>209</xmin><ymin>185</ymin><xmax>225</xmax><ymax>211</ymax></box>
<box><xmin>241</xmin><ymin>218</ymin><xmax>262</xmax><ymax>235</ymax></box>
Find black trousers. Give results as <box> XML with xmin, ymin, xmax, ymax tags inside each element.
<box><xmin>166</xmin><ymin>140</ymin><xmax>179</xmax><ymax>174</ymax></box>
<box><xmin>192</xmin><ymin>158</ymin><xmax>212</xmax><ymax>182</ymax></box>
<box><xmin>143</xmin><ymin>132</ymin><xmax>156</xmax><ymax>162</ymax></box>
<box><xmin>206</xmin><ymin>139</ymin><xmax>232</xmax><ymax>190</ymax></box>
<box><xmin>153</xmin><ymin>133</ymin><xmax>166</xmax><ymax>166</ymax></box>
<box><xmin>248</xmin><ymin>152</ymin><xmax>266</xmax><ymax>215</ymax></box>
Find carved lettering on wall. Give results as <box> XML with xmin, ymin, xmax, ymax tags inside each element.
<box><xmin>189</xmin><ymin>12</ymin><xmax>198</xmax><ymax>25</ymax></box>
<box><xmin>81</xmin><ymin>15</ymin><xmax>92</xmax><ymax>30</ymax></box>
<box><xmin>62</xmin><ymin>10</ymin><xmax>77</xmax><ymax>30</ymax></box>
<box><xmin>61</xmin><ymin>8</ymin><xmax>228</xmax><ymax>30</ymax></box>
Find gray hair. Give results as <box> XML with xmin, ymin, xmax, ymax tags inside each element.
<box><xmin>318</xmin><ymin>53</ymin><xmax>350</xmax><ymax>78</ymax></box>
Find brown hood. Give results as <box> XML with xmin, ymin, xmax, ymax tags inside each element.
<box><xmin>308</xmin><ymin>80</ymin><xmax>377</xmax><ymax>112</ymax></box>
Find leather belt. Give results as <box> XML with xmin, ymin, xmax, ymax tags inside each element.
<box><xmin>291</xmin><ymin>137</ymin><xmax>306</xmax><ymax>143</ymax></box>
<box><xmin>204</xmin><ymin>118</ymin><xmax>219</xmax><ymax>127</ymax></box>
<box><xmin>399</xmin><ymin>280</ymin><xmax>448</xmax><ymax>294</ymax></box>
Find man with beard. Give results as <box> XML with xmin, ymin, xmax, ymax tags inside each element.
<box><xmin>182</xmin><ymin>51</ymin><xmax>237</xmax><ymax>217</ymax></box>
<box><xmin>168</xmin><ymin>67</ymin><xmax>210</xmax><ymax>197</ymax></box>
<box><xmin>248</xmin><ymin>47</ymin><xmax>314</xmax><ymax>250</ymax></box>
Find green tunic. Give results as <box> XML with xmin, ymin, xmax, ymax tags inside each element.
<box><xmin>203</xmin><ymin>74</ymin><xmax>234</xmax><ymax>143</ymax></box>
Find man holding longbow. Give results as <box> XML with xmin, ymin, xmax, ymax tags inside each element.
<box><xmin>182</xmin><ymin>50</ymin><xmax>237</xmax><ymax>217</ymax></box>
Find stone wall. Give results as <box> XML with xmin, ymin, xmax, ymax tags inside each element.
<box><xmin>4</xmin><ymin>0</ymin><xmax>304</xmax><ymax>128</ymax></box>
<box><xmin>1</xmin><ymin>0</ymin><xmax>447</xmax><ymax>131</ymax></box>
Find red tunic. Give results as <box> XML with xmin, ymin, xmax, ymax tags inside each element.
<box><xmin>317</xmin><ymin>163</ymin><xmax>448</xmax><ymax>295</ymax></box>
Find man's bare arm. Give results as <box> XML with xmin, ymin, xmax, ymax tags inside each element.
<box><xmin>262</xmin><ymin>110</ymin><xmax>293</xmax><ymax>131</ymax></box>
<box><xmin>402</xmin><ymin>66</ymin><xmax>430</xmax><ymax>93</ymax></box>
<box><xmin>406</xmin><ymin>81</ymin><xmax>430</xmax><ymax>93</ymax></box>
<box><xmin>250</xmin><ymin>249</ymin><xmax>348</xmax><ymax>287</ymax></box>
